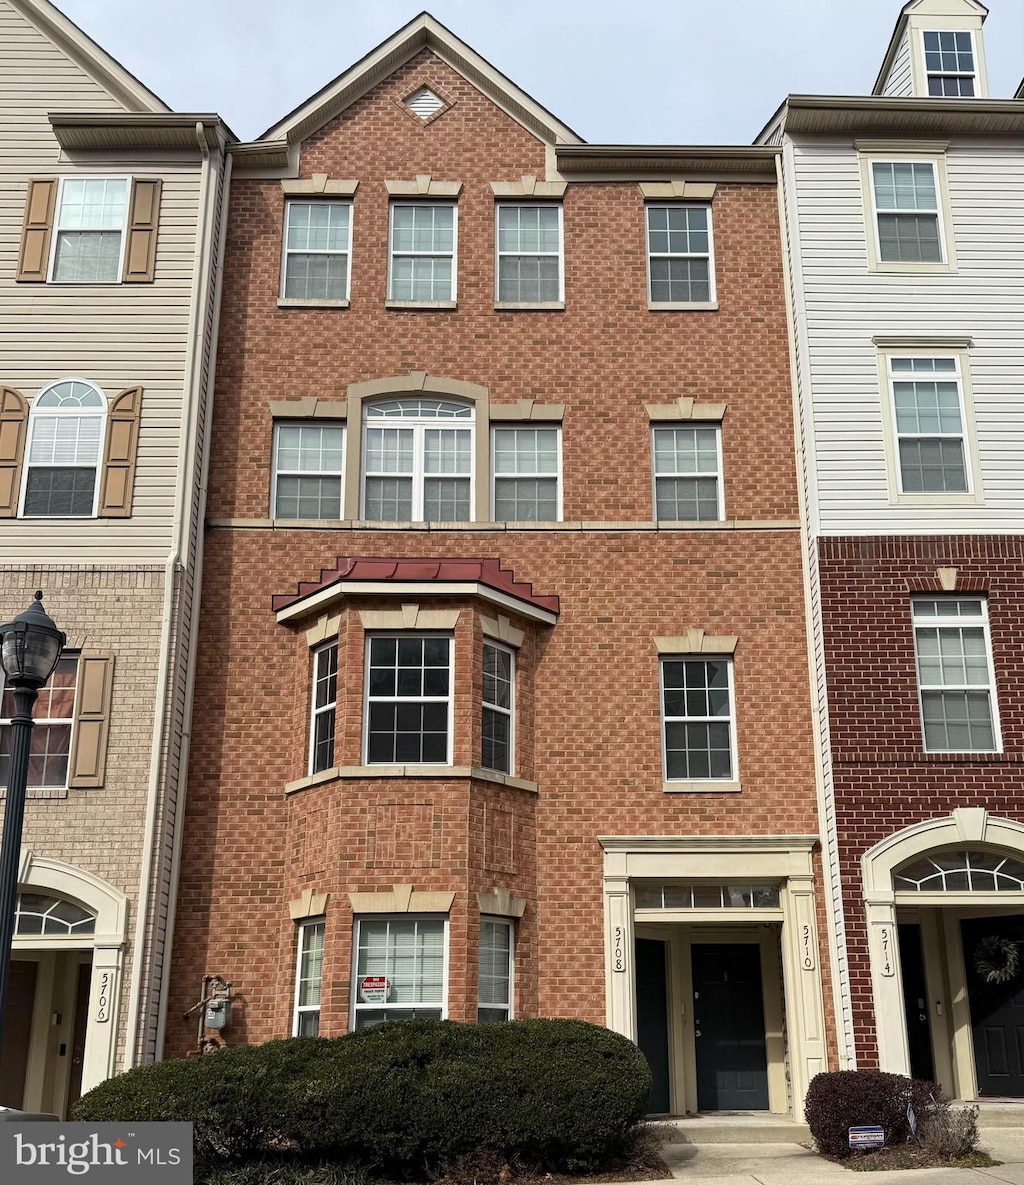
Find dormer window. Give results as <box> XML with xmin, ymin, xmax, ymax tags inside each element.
<box><xmin>923</xmin><ymin>30</ymin><xmax>975</xmax><ymax>96</ymax></box>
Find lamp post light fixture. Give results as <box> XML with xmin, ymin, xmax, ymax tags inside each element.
<box><xmin>0</xmin><ymin>591</ymin><xmax>65</xmax><ymax>1056</ymax></box>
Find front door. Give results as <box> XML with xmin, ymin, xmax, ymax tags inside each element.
<box><xmin>962</xmin><ymin>916</ymin><xmax>1024</xmax><ymax>1097</ymax></box>
<box><xmin>0</xmin><ymin>960</ymin><xmax>37</xmax><ymax>1109</ymax></box>
<box><xmin>899</xmin><ymin>923</ymin><xmax>935</xmax><ymax>1083</ymax></box>
<box><xmin>635</xmin><ymin>938</ymin><xmax>671</xmax><ymax>1114</ymax></box>
<box><xmin>692</xmin><ymin>943</ymin><xmax>769</xmax><ymax>1111</ymax></box>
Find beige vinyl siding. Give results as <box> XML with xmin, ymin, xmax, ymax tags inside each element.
<box><xmin>789</xmin><ymin>137</ymin><xmax>1024</xmax><ymax>535</ymax></box>
<box><xmin>880</xmin><ymin>32</ymin><xmax>914</xmax><ymax>97</ymax></box>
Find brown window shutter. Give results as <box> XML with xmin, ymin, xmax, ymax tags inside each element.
<box><xmin>122</xmin><ymin>179</ymin><xmax>161</xmax><ymax>283</ymax></box>
<box><xmin>0</xmin><ymin>386</ymin><xmax>28</xmax><ymax>517</ymax></box>
<box><xmin>68</xmin><ymin>653</ymin><xmax>114</xmax><ymax>789</ymax></box>
<box><xmin>98</xmin><ymin>385</ymin><xmax>142</xmax><ymax>517</ymax></box>
<box><xmin>16</xmin><ymin>178</ymin><xmax>57</xmax><ymax>283</ymax></box>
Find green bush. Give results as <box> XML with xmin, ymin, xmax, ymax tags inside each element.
<box><xmin>804</xmin><ymin>1069</ymin><xmax>940</xmax><ymax>1158</ymax></box>
<box><xmin>74</xmin><ymin>1019</ymin><xmax>651</xmax><ymax>1180</ymax></box>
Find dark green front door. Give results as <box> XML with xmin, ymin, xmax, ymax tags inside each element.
<box><xmin>692</xmin><ymin>943</ymin><xmax>769</xmax><ymax>1111</ymax></box>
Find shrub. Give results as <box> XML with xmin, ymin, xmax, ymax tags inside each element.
<box><xmin>804</xmin><ymin>1069</ymin><xmax>940</xmax><ymax>1158</ymax></box>
<box><xmin>916</xmin><ymin>1099</ymin><xmax>980</xmax><ymax>1161</ymax></box>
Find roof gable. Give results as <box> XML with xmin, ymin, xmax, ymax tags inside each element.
<box><xmin>873</xmin><ymin>0</ymin><xmax>988</xmax><ymax>96</ymax></box>
<box><xmin>261</xmin><ymin>11</ymin><xmax>582</xmax><ymax>148</ymax></box>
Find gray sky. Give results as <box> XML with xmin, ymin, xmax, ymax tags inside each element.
<box><xmin>56</xmin><ymin>0</ymin><xmax>1024</xmax><ymax>144</ymax></box>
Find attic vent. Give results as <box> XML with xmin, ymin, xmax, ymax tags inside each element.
<box><xmin>405</xmin><ymin>88</ymin><xmax>445</xmax><ymax>119</ymax></box>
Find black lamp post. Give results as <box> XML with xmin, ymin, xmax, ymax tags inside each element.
<box><xmin>0</xmin><ymin>592</ymin><xmax>65</xmax><ymax>1056</ymax></box>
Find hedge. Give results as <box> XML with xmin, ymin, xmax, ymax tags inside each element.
<box><xmin>804</xmin><ymin>1069</ymin><xmax>941</xmax><ymax>1158</ymax></box>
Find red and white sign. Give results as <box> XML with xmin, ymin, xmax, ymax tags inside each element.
<box><xmin>359</xmin><ymin>975</ymin><xmax>391</xmax><ymax>1004</ymax></box>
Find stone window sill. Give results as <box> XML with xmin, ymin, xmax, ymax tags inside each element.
<box><xmin>277</xmin><ymin>298</ymin><xmax>350</xmax><ymax>309</ymax></box>
<box><xmin>385</xmin><ymin>300</ymin><xmax>457</xmax><ymax>310</ymax></box>
<box><xmin>286</xmin><ymin>764</ymin><xmax>538</xmax><ymax>794</ymax></box>
<box><xmin>494</xmin><ymin>301</ymin><xmax>564</xmax><ymax>311</ymax></box>
<box><xmin>647</xmin><ymin>301</ymin><xmax>719</xmax><ymax>312</ymax></box>
<box><xmin>663</xmin><ymin>779</ymin><xmax>741</xmax><ymax>794</ymax></box>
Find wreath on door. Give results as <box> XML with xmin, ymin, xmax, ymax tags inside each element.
<box><xmin>974</xmin><ymin>934</ymin><xmax>1020</xmax><ymax>984</ymax></box>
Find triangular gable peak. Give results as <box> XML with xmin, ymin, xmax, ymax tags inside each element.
<box><xmin>9</xmin><ymin>0</ymin><xmax>168</xmax><ymax>113</ymax></box>
<box><xmin>261</xmin><ymin>11</ymin><xmax>583</xmax><ymax>151</ymax></box>
<box><xmin>874</xmin><ymin>0</ymin><xmax>989</xmax><ymax>99</ymax></box>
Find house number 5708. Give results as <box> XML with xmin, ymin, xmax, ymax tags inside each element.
<box><xmin>612</xmin><ymin>925</ymin><xmax>625</xmax><ymax>973</ymax></box>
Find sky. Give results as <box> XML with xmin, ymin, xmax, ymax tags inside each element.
<box><xmin>54</xmin><ymin>0</ymin><xmax>1024</xmax><ymax>144</ymax></box>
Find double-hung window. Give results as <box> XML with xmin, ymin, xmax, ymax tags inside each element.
<box><xmin>292</xmin><ymin>918</ymin><xmax>325</xmax><ymax>1036</ymax></box>
<box><xmin>21</xmin><ymin>381</ymin><xmax>106</xmax><ymax>518</ymax></box>
<box><xmin>870</xmin><ymin>162</ymin><xmax>943</xmax><ymax>264</ymax></box>
<box><xmin>363</xmin><ymin>399</ymin><xmax>472</xmax><ymax>522</ymax></box>
<box><xmin>646</xmin><ymin>205</ymin><xmax>714</xmax><ymax>305</ymax></box>
<box><xmin>51</xmin><ymin>177</ymin><xmax>128</xmax><ymax>283</ymax></box>
<box><xmin>481</xmin><ymin>642</ymin><xmax>513</xmax><ymax>774</ymax></box>
<box><xmin>309</xmin><ymin>641</ymin><xmax>338</xmax><ymax>774</ymax></box>
<box><xmin>281</xmin><ymin>200</ymin><xmax>351</xmax><ymax>302</ymax></box>
<box><xmin>388</xmin><ymin>203</ymin><xmax>456</xmax><ymax>302</ymax></box>
<box><xmin>495</xmin><ymin>204</ymin><xmax>562</xmax><ymax>304</ymax></box>
<box><xmin>912</xmin><ymin>598</ymin><xmax>999</xmax><ymax>752</ymax></box>
<box><xmin>492</xmin><ymin>426</ymin><xmax>560</xmax><ymax>521</ymax></box>
<box><xmin>0</xmin><ymin>655</ymin><xmax>77</xmax><ymax>790</ymax></box>
<box><xmin>888</xmin><ymin>357</ymin><xmax>970</xmax><ymax>494</ymax></box>
<box><xmin>923</xmin><ymin>30</ymin><xmax>975</xmax><ymax>96</ymax></box>
<box><xmin>661</xmin><ymin>656</ymin><xmax>736</xmax><ymax>781</ymax></box>
<box><xmin>273</xmin><ymin>423</ymin><xmax>344</xmax><ymax>519</ymax></box>
<box><xmin>652</xmin><ymin>425</ymin><xmax>723</xmax><ymax>520</ymax></box>
<box><xmin>352</xmin><ymin>916</ymin><xmax>446</xmax><ymax>1029</ymax></box>
<box><xmin>365</xmin><ymin>635</ymin><xmax>451</xmax><ymax>764</ymax></box>
<box><xmin>478</xmin><ymin>917</ymin><xmax>513</xmax><ymax>1023</ymax></box>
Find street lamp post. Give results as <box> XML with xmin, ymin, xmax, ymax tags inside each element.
<box><xmin>0</xmin><ymin>592</ymin><xmax>65</xmax><ymax>1057</ymax></box>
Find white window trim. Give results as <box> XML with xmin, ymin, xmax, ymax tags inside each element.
<box><xmin>912</xmin><ymin>597</ymin><xmax>1001</xmax><ymax>755</ymax></box>
<box><xmin>493</xmin><ymin>202</ymin><xmax>564</xmax><ymax>308</ymax></box>
<box><xmin>279</xmin><ymin>198</ymin><xmax>353</xmax><ymax>306</ymax></box>
<box><xmin>0</xmin><ymin>653</ymin><xmax>78</xmax><ymax>790</ymax></box>
<box><xmin>292</xmin><ymin>916</ymin><xmax>325</xmax><ymax>1037</ymax></box>
<box><xmin>19</xmin><ymin>379</ymin><xmax>107</xmax><ymax>519</ymax></box>
<box><xmin>349</xmin><ymin>914</ymin><xmax>450</xmax><ymax>1029</ymax></box>
<box><xmin>482</xmin><ymin>640</ymin><xmax>515</xmax><ymax>776</ymax></box>
<box><xmin>886</xmin><ymin>355</ymin><xmax>972</xmax><ymax>498</ymax></box>
<box><xmin>860</xmin><ymin>153</ymin><xmax>956</xmax><ymax>274</ymax></box>
<box><xmin>478</xmin><ymin>915</ymin><xmax>514</xmax><ymax>1022</ymax></box>
<box><xmin>651</xmin><ymin>423</ymin><xmax>725</xmax><ymax>522</ymax></box>
<box><xmin>920</xmin><ymin>28</ymin><xmax>977</xmax><ymax>97</ymax></box>
<box><xmin>363</xmin><ymin>633</ymin><xmax>454</xmax><ymax>766</ymax></box>
<box><xmin>490</xmin><ymin>424</ymin><xmax>562</xmax><ymax>522</ymax></box>
<box><xmin>660</xmin><ymin>655</ymin><xmax>738</xmax><ymax>785</ymax></box>
<box><xmin>308</xmin><ymin>640</ymin><xmax>338</xmax><ymax>776</ymax></box>
<box><xmin>644</xmin><ymin>203</ymin><xmax>717</xmax><ymax>311</ymax></box>
<box><xmin>47</xmin><ymin>175</ymin><xmax>130</xmax><ymax>285</ymax></box>
<box><xmin>271</xmin><ymin>421</ymin><xmax>345</xmax><ymax>521</ymax></box>
<box><xmin>387</xmin><ymin>201</ymin><xmax>458</xmax><ymax>306</ymax></box>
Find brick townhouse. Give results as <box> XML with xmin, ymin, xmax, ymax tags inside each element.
<box><xmin>167</xmin><ymin>13</ymin><xmax>836</xmax><ymax>1118</ymax></box>
<box><xmin>761</xmin><ymin>0</ymin><xmax>1024</xmax><ymax>1099</ymax></box>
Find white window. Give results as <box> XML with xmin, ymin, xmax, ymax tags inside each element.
<box><xmin>388</xmin><ymin>203</ymin><xmax>456</xmax><ymax>302</ymax></box>
<box><xmin>282</xmin><ymin>201</ymin><xmax>351</xmax><ymax>302</ymax></box>
<box><xmin>21</xmin><ymin>380</ymin><xmax>106</xmax><ymax>518</ymax></box>
<box><xmin>482</xmin><ymin>642</ymin><xmax>513</xmax><ymax>775</ymax></box>
<box><xmin>0</xmin><ymin>655</ymin><xmax>77</xmax><ymax>790</ymax></box>
<box><xmin>273</xmin><ymin>423</ymin><xmax>344</xmax><ymax>519</ymax></box>
<box><xmin>652</xmin><ymin>425</ymin><xmax>723</xmax><ymax>521</ymax></box>
<box><xmin>495</xmin><ymin>204</ymin><xmax>562</xmax><ymax>304</ymax></box>
<box><xmin>923</xmin><ymin>30</ymin><xmax>975</xmax><ymax>96</ymax></box>
<box><xmin>478</xmin><ymin>917</ymin><xmax>513</xmax><ymax>1023</ymax></box>
<box><xmin>661</xmin><ymin>657</ymin><xmax>736</xmax><ymax>781</ymax></box>
<box><xmin>888</xmin><ymin>357</ymin><xmax>970</xmax><ymax>494</ymax></box>
<box><xmin>352</xmin><ymin>916</ymin><xmax>447</xmax><ymax>1029</ymax></box>
<box><xmin>912</xmin><ymin>598</ymin><xmax>999</xmax><ymax>753</ymax></box>
<box><xmin>492</xmin><ymin>426</ymin><xmax>560</xmax><ymax>521</ymax></box>
<box><xmin>362</xmin><ymin>398</ymin><xmax>472</xmax><ymax>522</ymax></box>
<box><xmin>365</xmin><ymin>635</ymin><xmax>452</xmax><ymax>764</ymax></box>
<box><xmin>309</xmin><ymin>641</ymin><xmax>338</xmax><ymax>775</ymax></box>
<box><xmin>870</xmin><ymin>162</ymin><xmax>943</xmax><ymax>264</ymax></box>
<box><xmin>292</xmin><ymin>918</ymin><xmax>325</xmax><ymax>1036</ymax></box>
<box><xmin>50</xmin><ymin>177</ymin><xmax>129</xmax><ymax>283</ymax></box>
<box><xmin>646</xmin><ymin>205</ymin><xmax>715</xmax><ymax>305</ymax></box>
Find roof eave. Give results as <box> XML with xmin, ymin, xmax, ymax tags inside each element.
<box><xmin>49</xmin><ymin>113</ymin><xmax>235</xmax><ymax>153</ymax></box>
<box><xmin>773</xmin><ymin>95</ymin><xmax>1024</xmax><ymax>137</ymax></box>
<box><xmin>555</xmin><ymin>145</ymin><xmax>780</xmax><ymax>176</ymax></box>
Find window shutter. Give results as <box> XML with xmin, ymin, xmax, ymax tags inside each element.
<box><xmin>68</xmin><ymin>653</ymin><xmax>114</xmax><ymax>789</ymax></box>
<box><xmin>122</xmin><ymin>179</ymin><xmax>162</xmax><ymax>283</ymax></box>
<box><xmin>16</xmin><ymin>178</ymin><xmax>57</xmax><ymax>282</ymax></box>
<box><xmin>98</xmin><ymin>386</ymin><xmax>142</xmax><ymax>517</ymax></box>
<box><xmin>0</xmin><ymin>387</ymin><xmax>28</xmax><ymax>517</ymax></box>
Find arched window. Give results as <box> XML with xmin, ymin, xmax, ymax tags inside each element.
<box><xmin>15</xmin><ymin>892</ymin><xmax>96</xmax><ymax>935</ymax></box>
<box><xmin>21</xmin><ymin>380</ymin><xmax>106</xmax><ymax>517</ymax></box>
<box><xmin>362</xmin><ymin>398</ymin><xmax>473</xmax><ymax>522</ymax></box>
<box><xmin>894</xmin><ymin>849</ymin><xmax>1024</xmax><ymax>893</ymax></box>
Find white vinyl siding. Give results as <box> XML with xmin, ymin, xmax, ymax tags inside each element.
<box><xmin>880</xmin><ymin>32</ymin><xmax>914</xmax><ymax>97</ymax></box>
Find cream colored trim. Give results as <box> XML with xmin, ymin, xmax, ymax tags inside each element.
<box><xmin>289</xmin><ymin>888</ymin><xmax>329</xmax><ymax>920</ymax></box>
<box><xmin>490</xmin><ymin>400</ymin><xmax>564</xmax><ymax>422</ymax></box>
<box><xmin>270</xmin><ymin>398</ymin><xmax>346</xmax><ymax>420</ymax></box>
<box><xmin>645</xmin><ymin>398</ymin><xmax>727</xmax><ymax>422</ymax></box>
<box><xmin>937</xmin><ymin>567</ymin><xmax>958</xmax><ymax>590</ymax></box>
<box><xmin>279</xmin><ymin>582</ymin><xmax>555</xmax><ymax>627</ymax></box>
<box><xmin>277</xmin><ymin>298</ymin><xmax>350</xmax><ymax>310</ymax></box>
<box><xmin>490</xmin><ymin>177</ymin><xmax>567</xmax><ymax>198</ymax></box>
<box><xmin>285</xmin><ymin>767</ymin><xmax>339</xmax><ymax>794</ymax></box>
<box><xmin>469</xmin><ymin>767</ymin><xmax>538</xmax><ymax>793</ymax></box>
<box><xmin>480</xmin><ymin>613</ymin><xmax>525</xmax><ymax>648</ymax></box>
<box><xmin>647</xmin><ymin>301</ymin><xmax>719</xmax><ymax>312</ymax></box>
<box><xmin>385</xmin><ymin>176</ymin><xmax>463</xmax><ymax>197</ymax></box>
<box><xmin>859</xmin><ymin>149</ymin><xmax>957</xmax><ymax>274</ymax></box>
<box><xmin>872</xmin><ymin>335</ymin><xmax>972</xmax><ymax>350</ymax></box>
<box><xmin>663</xmin><ymin>779</ymin><xmax>741</xmax><ymax>794</ymax></box>
<box><xmin>653</xmin><ymin>630</ymin><xmax>738</xmax><ymax>654</ymax></box>
<box><xmin>281</xmin><ymin>176</ymin><xmax>358</xmax><ymax>195</ymax></box>
<box><xmin>215</xmin><ymin>517</ymin><xmax>798</xmax><ymax>533</ymax></box>
<box><xmin>639</xmin><ymin>181</ymin><xmax>717</xmax><ymax>200</ymax></box>
<box><xmin>854</xmin><ymin>139</ymin><xmax>950</xmax><ymax>153</ymax></box>
<box><xmin>359</xmin><ymin>605</ymin><xmax>461</xmax><ymax>630</ymax></box>
<box><xmin>286</xmin><ymin>764</ymin><xmax>538</xmax><ymax>794</ymax></box>
<box><xmin>304</xmin><ymin>613</ymin><xmax>341</xmax><ymax>647</ymax></box>
<box><xmin>348</xmin><ymin>885</ymin><xmax>455</xmax><ymax>914</ymax></box>
<box><xmin>476</xmin><ymin>886</ymin><xmax>527</xmax><ymax>918</ymax></box>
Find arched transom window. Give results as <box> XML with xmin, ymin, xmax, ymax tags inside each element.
<box><xmin>894</xmin><ymin>849</ymin><xmax>1024</xmax><ymax>893</ymax></box>
<box><xmin>362</xmin><ymin>398</ymin><xmax>473</xmax><ymax>522</ymax></box>
<box><xmin>15</xmin><ymin>892</ymin><xmax>96</xmax><ymax>935</ymax></box>
<box><xmin>22</xmin><ymin>379</ymin><xmax>106</xmax><ymax>517</ymax></box>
